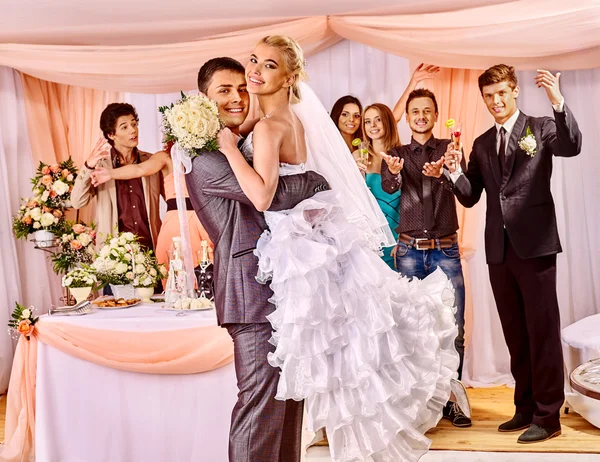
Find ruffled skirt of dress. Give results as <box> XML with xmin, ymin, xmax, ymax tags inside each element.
<box><xmin>255</xmin><ymin>190</ymin><xmax>459</xmax><ymax>462</ymax></box>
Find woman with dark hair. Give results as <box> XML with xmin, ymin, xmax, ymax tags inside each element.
<box><xmin>330</xmin><ymin>95</ymin><xmax>363</xmax><ymax>151</ymax></box>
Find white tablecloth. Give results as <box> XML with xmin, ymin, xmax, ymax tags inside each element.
<box><xmin>35</xmin><ymin>304</ymin><xmax>238</xmax><ymax>462</ymax></box>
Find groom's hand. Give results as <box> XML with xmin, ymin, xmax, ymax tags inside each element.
<box><xmin>306</xmin><ymin>171</ymin><xmax>330</xmax><ymax>194</ymax></box>
<box><xmin>535</xmin><ymin>70</ymin><xmax>563</xmax><ymax>106</ymax></box>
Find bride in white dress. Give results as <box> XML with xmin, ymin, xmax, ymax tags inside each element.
<box><xmin>218</xmin><ymin>35</ymin><xmax>464</xmax><ymax>462</ymax></box>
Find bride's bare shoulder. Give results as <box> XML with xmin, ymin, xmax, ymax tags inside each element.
<box><xmin>253</xmin><ymin>117</ymin><xmax>287</xmax><ymax>140</ymax></box>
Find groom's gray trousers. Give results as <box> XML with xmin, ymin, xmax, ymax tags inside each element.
<box><xmin>225</xmin><ymin>322</ymin><xmax>304</xmax><ymax>462</ymax></box>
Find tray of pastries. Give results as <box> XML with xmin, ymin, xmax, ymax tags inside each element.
<box><xmin>91</xmin><ymin>296</ymin><xmax>141</xmax><ymax>309</ymax></box>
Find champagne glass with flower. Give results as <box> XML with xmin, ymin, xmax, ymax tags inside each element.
<box><xmin>445</xmin><ymin>119</ymin><xmax>462</xmax><ymax>171</ymax></box>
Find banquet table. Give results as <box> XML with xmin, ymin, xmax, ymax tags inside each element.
<box><xmin>30</xmin><ymin>304</ymin><xmax>237</xmax><ymax>462</ymax></box>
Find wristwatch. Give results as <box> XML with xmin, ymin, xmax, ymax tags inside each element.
<box><xmin>84</xmin><ymin>160</ymin><xmax>95</xmax><ymax>170</ymax></box>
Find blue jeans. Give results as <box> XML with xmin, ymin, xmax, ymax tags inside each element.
<box><xmin>394</xmin><ymin>242</ymin><xmax>465</xmax><ymax>379</ymax></box>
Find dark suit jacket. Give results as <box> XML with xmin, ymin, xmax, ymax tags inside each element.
<box><xmin>186</xmin><ymin>151</ymin><xmax>329</xmax><ymax>325</ymax></box>
<box><xmin>450</xmin><ymin>106</ymin><xmax>582</xmax><ymax>264</ymax></box>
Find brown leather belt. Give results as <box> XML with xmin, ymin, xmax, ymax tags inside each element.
<box><xmin>398</xmin><ymin>233</ymin><xmax>458</xmax><ymax>251</ymax></box>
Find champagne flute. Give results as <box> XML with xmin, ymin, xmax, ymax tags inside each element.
<box><xmin>448</xmin><ymin>120</ymin><xmax>462</xmax><ymax>171</ymax></box>
<box><xmin>451</xmin><ymin>121</ymin><xmax>463</xmax><ymax>152</ymax></box>
<box><xmin>359</xmin><ymin>141</ymin><xmax>370</xmax><ymax>168</ymax></box>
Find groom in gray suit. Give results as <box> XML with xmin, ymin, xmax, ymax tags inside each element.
<box><xmin>186</xmin><ymin>57</ymin><xmax>329</xmax><ymax>461</ymax></box>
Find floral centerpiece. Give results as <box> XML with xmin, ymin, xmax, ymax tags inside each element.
<box><xmin>8</xmin><ymin>302</ymin><xmax>38</xmax><ymax>340</ymax></box>
<box><xmin>62</xmin><ymin>267</ymin><xmax>98</xmax><ymax>288</ymax></box>
<box><xmin>61</xmin><ymin>267</ymin><xmax>98</xmax><ymax>303</ymax></box>
<box><xmin>133</xmin><ymin>251</ymin><xmax>167</xmax><ymax>289</ymax></box>
<box><xmin>92</xmin><ymin>231</ymin><xmax>160</xmax><ymax>299</ymax></box>
<box><xmin>92</xmin><ymin>231</ymin><xmax>141</xmax><ymax>286</ymax></box>
<box><xmin>159</xmin><ymin>92</ymin><xmax>221</xmax><ymax>158</ymax></box>
<box><xmin>133</xmin><ymin>251</ymin><xmax>167</xmax><ymax>301</ymax></box>
<box><xmin>50</xmin><ymin>223</ymin><xmax>97</xmax><ymax>274</ymax></box>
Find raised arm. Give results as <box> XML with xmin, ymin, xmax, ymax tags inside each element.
<box><xmin>70</xmin><ymin>137</ymin><xmax>111</xmax><ymax>209</ymax></box>
<box><xmin>392</xmin><ymin>64</ymin><xmax>440</xmax><ymax>123</ymax></box>
<box><xmin>217</xmin><ymin>119</ymin><xmax>281</xmax><ymax>211</ymax></box>
<box><xmin>534</xmin><ymin>70</ymin><xmax>582</xmax><ymax>158</ymax></box>
<box><xmin>91</xmin><ymin>151</ymin><xmax>171</xmax><ymax>187</ymax></box>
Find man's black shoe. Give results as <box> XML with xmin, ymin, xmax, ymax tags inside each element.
<box><xmin>498</xmin><ymin>413</ymin><xmax>533</xmax><ymax>432</ymax></box>
<box><xmin>443</xmin><ymin>402</ymin><xmax>472</xmax><ymax>428</ymax></box>
<box><xmin>518</xmin><ymin>424</ymin><xmax>561</xmax><ymax>443</ymax></box>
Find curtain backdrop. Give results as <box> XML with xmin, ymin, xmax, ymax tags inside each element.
<box><xmin>0</xmin><ymin>67</ymin><xmax>63</xmax><ymax>393</ymax></box>
<box><xmin>1</xmin><ymin>1</ymin><xmax>599</xmax><ymax>92</ymax></box>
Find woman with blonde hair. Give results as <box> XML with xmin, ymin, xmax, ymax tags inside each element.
<box><xmin>357</xmin><ymin>103</ymin><xmax>402</xmax><ymax>269</ymax></box>
<box><xmin>215</xmin><ymin>35</ymin><xmax>465</xmax><ymax>462</ymax></box>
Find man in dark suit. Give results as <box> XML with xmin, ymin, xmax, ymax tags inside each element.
<box><xmin>444</xmin><ymin>64</ymin><xmax>582</xmax><ymax>443</ymax></box>
<box><xmin>186</xmin><ymin>58</ymin><xmax>329</xmax><ymax>461</ymax></box>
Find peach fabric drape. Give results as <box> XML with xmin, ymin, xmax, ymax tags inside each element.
<box><xmin>330</xmin><ymin>0</ymin><xmax>600</xmax><ymax>70</ymax></box>
<box><xmin>1</xmin><ymin>1</ymin><xmax>599</xmax><ymax>93</ymax></box>
<box><xmin>0</xmin><ymin>321</ymin><xmax>234</xmax><ymax>462</ymax></box>
<box><xmin>2</xmin><ymin>18</ymin><xmax>339</xmax><ymax>93</ymax></box>
<box><xmin>20</xmin><ymin>74</ymin><xmax>122</xmax><ymax>224</ymax></box>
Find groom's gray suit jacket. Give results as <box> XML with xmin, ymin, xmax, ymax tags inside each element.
<box><xmin>186</xmin><ymin>151</ymin><xmax>329</xmax><ymax>325</ymax></box>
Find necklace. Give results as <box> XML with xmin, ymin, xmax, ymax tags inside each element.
<box><xmin>261</xmin><ymin>105</ymin><xmax>282</xmax><ymax>120</ymax></box>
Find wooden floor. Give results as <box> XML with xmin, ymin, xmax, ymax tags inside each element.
<box><xmin>2</xmin><ymin>388</ymin><xmax>599</xmax><ymax>453</ymax></box>
<box><xmin>429</xmin><ymin>387</ymin><xmax>600</xmax><ymax>453</ymax></box>
<box><xmin>315</xmin><ymin>387</ymin><xmax>600</xmax><ymax>453</ymax></box>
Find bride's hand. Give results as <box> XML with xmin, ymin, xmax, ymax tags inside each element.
<box><xmin>91</xmin><ymin>168</ymin><xmax>112</xmax><ymax>187</ymax></box>
<box><xmin>217</xmin><ymin>127</ymin><xmax>241</xmax><ymax>156</ymax></box>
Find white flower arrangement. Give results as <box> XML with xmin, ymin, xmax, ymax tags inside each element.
<box><xmin>159</xmin><ymin>92</ymin><xmax>222</xmax><ymax>158</ymax></box>
<box><xmin>62</xmin><ymin>267</ymin><xmax>98</xmax><ymax>289</ymax></box>
<box><xmin>92</xmin><ymin>231</ymin><xmax>166</xmax><ymax>288</ymax></box>
<box><xmin>92</xmin><ymin>231</ymin><xmax>145</xmax><ymax>286</ymax></box>
<box><xmin>130</xmin><ymin>251</ymin><xmax>167</xmax><ymax>288</ymax></box>
<box><xmin>12</xmin><ymin>198</ymin><xmax>66</xmax><ymax>239</ymax></box>
<box><xmin>518</xmin><ymin>126</ymin><xmax>537</xmax><ymax>158</ymax></box>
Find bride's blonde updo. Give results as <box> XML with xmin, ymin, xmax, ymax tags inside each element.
<box><xmin>258</xmin><ymin>35</ymin><xmax>308</xmax><ymax>104</ymax></box>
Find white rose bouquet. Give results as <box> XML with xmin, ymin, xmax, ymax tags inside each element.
<box><xmin>159</xmin><ymin>92</ymin><xmax>221</xmax><ymax>157</ymax></box>
<box><xmin>61</xmin><ymin>267</ymin><xmax>98</xmax><ymax>289</ymax></box>
<box><xmin>92</xmin><ymin>231</ymin><xmax>146</xmax><ymax>286</ymax></box>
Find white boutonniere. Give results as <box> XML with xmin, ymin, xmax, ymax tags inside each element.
<box><xmin>518</xmin><ymin>126</ymin><xmax>537</xmax><ymax>158</ymax></box>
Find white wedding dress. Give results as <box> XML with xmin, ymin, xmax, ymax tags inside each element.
<box><xmin>254</xmin><ymin>160</ymin><xmax>460</xmax><ymax>462</ymax></box>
